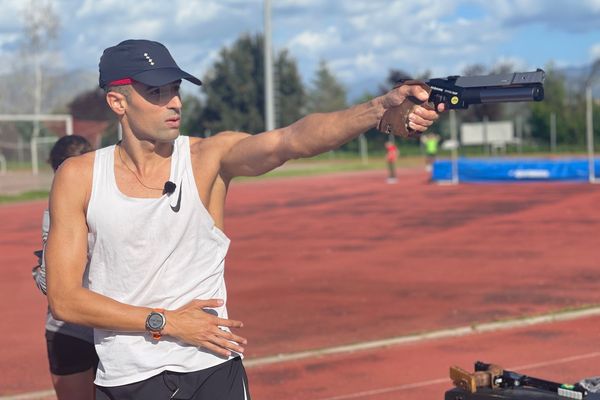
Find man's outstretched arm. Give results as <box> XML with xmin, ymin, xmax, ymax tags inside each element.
<box><xmin>220</xmin><ymin>84</ymin><xmax>442</xmax><ymax>178</ymax></box>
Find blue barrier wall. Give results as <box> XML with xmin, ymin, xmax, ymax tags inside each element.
<box><xmin>432</xmin><ymin>158</ymin><xmax>600</xmax><ymax>182</ymax></box>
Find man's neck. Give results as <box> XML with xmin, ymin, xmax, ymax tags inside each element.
<box><xmin>118</xmin><ymin>137</ymin><xmax>174</xmax><ymax>173</ymax></box>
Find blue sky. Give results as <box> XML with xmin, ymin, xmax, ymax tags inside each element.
<box><xmin>1</xmin><ymin>0</ymin><xmax>599</xmax><ymax>99</ymax></box>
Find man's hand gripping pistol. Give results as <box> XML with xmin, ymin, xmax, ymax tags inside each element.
<box><xmin>378</xmin><ymin>69</ymin><xmax>546</xmax><ymax>138</ymax></box>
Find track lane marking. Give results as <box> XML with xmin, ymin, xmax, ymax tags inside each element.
<box><xmin>245</xmin><ymin>306</ymin><xmax>600</xmax><ymax>367</ymax></box>
<box><xmin>4</xmin><ymin>307</ymin><xmax>600</xmax><ymax>400</ymax></box>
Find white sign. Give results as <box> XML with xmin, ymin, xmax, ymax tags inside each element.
<box><xmin>460</xmin><ymin>121</ymin><xmax>514</xmax><ymax>145</ymax></box>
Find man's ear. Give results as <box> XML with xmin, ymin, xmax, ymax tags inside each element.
<box><xmin>106</xmin><ymin>91</ymin><xmax>127</xmax><ymax>115</ymax></box>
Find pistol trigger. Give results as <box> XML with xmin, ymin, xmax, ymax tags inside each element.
<box><xmin>431</xmin><ymin>93</ymin><xmax>442</xmax><ymax>104</ymax></box>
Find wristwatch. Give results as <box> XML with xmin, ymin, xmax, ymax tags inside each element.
<box><xmin>145</xmin><ymin>309</ymin><xmax>166</xmax><ymax>340</ymax></box>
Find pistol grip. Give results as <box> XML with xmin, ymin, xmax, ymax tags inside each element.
<box><xmin>377</xmin><ymin>80</ymin><xmax>434</xmax><ymax>138</ymax></box>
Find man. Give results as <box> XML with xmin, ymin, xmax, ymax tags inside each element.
<box><xmin>34</xmin><ymin>135</ymin><xmax>97</xmax><ymax>400</ymax></box>
<box><xmin>46</xmin><ymin>39</ymin><xmax>442</xmax><ymax>399</ymax></box>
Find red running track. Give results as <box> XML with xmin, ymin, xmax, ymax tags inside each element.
<box><xmin>1</xmin><ymin>168</ymin><xmax>600</xmax><ymax>398</ymax></box>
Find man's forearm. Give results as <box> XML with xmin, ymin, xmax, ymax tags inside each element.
<box><xmin>283</xmin><ymin>97</ymin><xmax>385</xmax><ymax>159</ymax></box>
<box><xmin>49</xmin><ymin>285</ymin><xmax>151</xmax><ymax>332</ymax></box>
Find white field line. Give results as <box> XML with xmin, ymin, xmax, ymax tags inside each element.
<box><xmin>244</xmin><ymin>306</ymin><xmax>600</xmax><ymax>367</ymax></box>
<box><xmin>3</xmin><ymin>306</ymin><xmax>600</xmax><ymax>400</ymax></box>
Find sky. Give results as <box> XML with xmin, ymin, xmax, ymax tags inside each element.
<box><xmin>1</xmin><ymin>0</ymin><xmax>600</xmax><ymax>100</ymax></box>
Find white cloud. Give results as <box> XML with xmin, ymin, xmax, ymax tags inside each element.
<box><xmin>1</xmin><ymin>0</ymin><xmax>600</xmax><ymax>101</ymax></box>
<box><xmin>585</xmin><ymin>0</ymin><xmax>600</xmax><ymax>11</ymax></box>
<box><xmin>477</xmin><ymin>0</ymin><xmax>600</xmax><ymax>32</ymax></box>
<box><xmin>492</xmin><ymin>56</ymin><xmax>529</xmax><ymax>71</ymax></box>
<box><xmin>287</xmin><ymin>27</ymin><xmax>340</xmax><ymax>53</ymax></box>
<box><xmin>371</xmin><ymin>34</ymin><xmax>395</xmax><ymax>48</ymax></box>
<box><xmin>120</xmin><ymin>19</ymin><xmax>165</xmax><ymax>39</ymax></box>
<box><xmin>75</xmin><ymin>0</ymin><xmax>123</xmax><ymax>18</ymax></box>
<box><xmin>0</xmin><ymin>33</ymin><xmax>19</xmax><ymax>48</ymax></box>
<box><xmin>175</xmin><ymin>2</ymin><xmax>222</xmax><ymax>25</ymax></box>
<box><xmin>0</xmin><ymin>0</ymin><xmax>25</xmax><ymax>28</ymax></box>
<box><xmin>355</xmin><ymin>52</ymin><xmax>377</xmax><ymax>71</ymax></box>
<box><xmin>277</xmin><ymin>0</ymin><xmax>321</xmax><ymax>6</ymax></box>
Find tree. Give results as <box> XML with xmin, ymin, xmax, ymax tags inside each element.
<box><xmin>68</xmin><ymin>89</ymin><xmax>112</xmax><ymax>121</ymax></box>
<box><xmin>378</xmin><ymin>68</ymin><xmax>419</xmax><ymax>95</ymax></box>
<box><xmin>180</xmin><ymin>95</ymin><xmax>204</xmax><ymax>136</ymax></box>
<box><xmin>306</xmin><ymin>60</ymin><xmax>347</xmax><ymax>114</ymax></box>
<box><xmin>459</xmin><ymin>64</ymin><xmax>505</xmax><ymax>123</ymax></box>
<box><xmin>529</xmin><ymin>65</ymin><xmax>586</xmax><ymax>145</ymax></box>
<box><xmin>20</xmin><ymin>0</ymin><xmax>61</xmax><ymax>138</ymax></box>
<box><xmin>275</xmin><ymin>49</ymin><xmax>305</xmax><ymax>126</ymax></box>
<box><xmin>64</xmin><ymin>88</ymin><xmax>115</xmax><ymax>147</ymax></box>
<box><xmin>0</xmin><ymin>0</ymin><xmax>63</xmax><ymax>149</ymax></box>
<box><xmin>197</xmin><ymin>33</ymin><xmax>305</xmax><ymax>134</ymax></box>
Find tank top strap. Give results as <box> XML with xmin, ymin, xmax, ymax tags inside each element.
<box><xmin>170</xmin><ymin>135</ymin><xmax>189</xmax><ymax>184</ymax></box>
<box><xmin>88</xmin><ymin>145</ymin><xmax>116</xmax><ymax>223</ymax></box>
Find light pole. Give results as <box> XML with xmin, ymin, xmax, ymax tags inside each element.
<box><xmin>586</xmin><ymin>85</ymin><xmax>596</xmax><ymax>183</ymax></box>
<box><xmin>264</xmin><ymin>0</ymin><xmax>276</xmax><ymax>131</ymax></box>
<box><xmin>450</xmin><ymin>110</ymin><xmax>459</xmax><ymax>184</ymax></box>
<box><xmin>585</xmin><ymin>59</ymin><xmax>599</xmax><ymax>183</ymax></box>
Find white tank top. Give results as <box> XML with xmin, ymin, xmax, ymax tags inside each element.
<box><xmin>86</xmin><ymin>136</ymin><xmax>232</xmax><ymax>387</ymax></box>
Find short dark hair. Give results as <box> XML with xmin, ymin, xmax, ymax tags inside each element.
<box><xmin>105</xmin><ymin>84</ymin><xmax>131</xmax><ymax>101</ymax></box>
<box><xmin>48</xmin><ymin>135</ymin><xmax>93</xmax><ymax>171</ymax></box>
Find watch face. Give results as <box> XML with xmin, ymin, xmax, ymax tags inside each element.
<box><xmin>148</xmin><ymin>313</ymin><xmax>165</xmax><ymax>330</ymax></box>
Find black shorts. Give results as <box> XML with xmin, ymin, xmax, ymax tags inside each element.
<box><xmin>96</xmin><ymin>357</ymin><xmax>251</xmax><ymax>400</ymax></box>
<box><xmin>46</xmin><ymin>330</ymin><xmax>99</xmax><ymax>376</ymax></box>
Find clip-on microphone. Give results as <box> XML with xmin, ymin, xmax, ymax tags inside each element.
<box><xmin>163</xmin><ymin>181</ymin><xmax>177</xmax><ymax>195</ymax></box>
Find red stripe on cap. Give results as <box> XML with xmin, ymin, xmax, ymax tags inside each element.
<box><xmin>109</xmin><ymin>78</ymin><xmax>133</xmax><ymax>86</ymax></box>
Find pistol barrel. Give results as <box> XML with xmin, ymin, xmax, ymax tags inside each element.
<box><xmin>462</xmin><ymin>85</ymin><xmax>544</xmax><ymax>105</ymax></box>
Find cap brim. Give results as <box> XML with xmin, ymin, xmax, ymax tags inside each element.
<box><xmin>131</xmin><ymin>68</ymin><xmax>202</xmax><ymax>87</ymax></box>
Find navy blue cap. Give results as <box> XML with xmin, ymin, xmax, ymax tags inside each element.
<box><xmin>98</xmin><ymin>39</ymin><xmax>202</xmax><ymax>89</ymax></box>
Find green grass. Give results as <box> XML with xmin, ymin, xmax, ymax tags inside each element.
<box><xmin>2</xmin><ymin>147</ymin><xmax>595</xmax><ymax>201</ymax></box>
<box><xmin>0</xmin><ymin>190</ymin><xmax>49</xmax><ymax>204</ymax></box>
<box><xmin>0</xmin><ymin>154</ymin><xmax>425</xmax><ymax>201</ymax></box>
<box><xmin>235</xmin><ymin>156</ymin><xmax>425</xmax><ymax>181</ymax></box>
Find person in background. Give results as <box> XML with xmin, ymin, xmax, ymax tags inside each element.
<box><xmin>421</xmin><ymin>132</ymin><xmax>441</xmax><ymax>172</ymax></box>
<box><xmin>32</xmin><ymin>134</ymin><xmax>96</xmax><ymax>400</ymax></box>
<box><xmin>385</xmin><ymin>139</ymin><xmax>398</xmax><ymax>183</ymax></box>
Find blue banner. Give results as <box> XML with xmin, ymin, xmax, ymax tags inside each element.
<box><xmin>432</xmin><ymin>157</ymin><xmax>600</xmax><ymax>182</ymax></box>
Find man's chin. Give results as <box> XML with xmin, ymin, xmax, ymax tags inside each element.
<box><xmin>158</xmin><ymin>129</ymin><xmax>180</xmax><ymax>142</ymax></box>
<box><xmin>134</xmin><ymin>129</ymin><xmax>180</xmax><ymax>144</ymax></box>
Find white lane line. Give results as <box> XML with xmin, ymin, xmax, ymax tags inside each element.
<box><xmin>4</xmin><ymin>306</ymin><xmax>600</xmax><ymax>400</ymax></box>
<box><xmin>311</xmin><ymin>352</ymin><xmax>600</xmax><ymax>400</ymax></box>
<box><xmin>245</xmin><ymin>306</ymin><xmax>600</xmax><ymax>368</ymax></box>
<box><xmin>311</xmin><ymin>377</ymin><xmax>450</xmax><ymax>400</ymax></box>
<box><xmin>513</xmin><ymin>352</ymin><xmax>600</xmax><ymax>372</ymax></box>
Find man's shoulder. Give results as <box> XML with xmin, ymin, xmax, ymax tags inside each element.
<box><xmin>58</xmin><ymin>150</ymin><xmax>96</xmax><ymax>171</ymax></box>
<box><xmin>53</xmin><ymin>151</ymin><xmax>95</xmax><ymax>191</ymax></box>
<box><xmin>189</xmin><ymin>131</ymin><xmax>251</xmax><ymax>155</ymax></box>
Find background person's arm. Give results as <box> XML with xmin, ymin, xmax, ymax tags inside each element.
<box><xmin>220</xmin><ymin>84</ymin><xmax>442</xmax><ymax>179</ymax></box>
<box><xmin>45</xmin><ymin>156</ymin><xmax>245</xmax><ymax>357</ymax></box>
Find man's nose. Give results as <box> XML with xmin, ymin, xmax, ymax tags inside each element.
<box><xmin>167</xmin><ymin>93</ymin><xmax>182</xmax><ymax>110</ymax></box>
